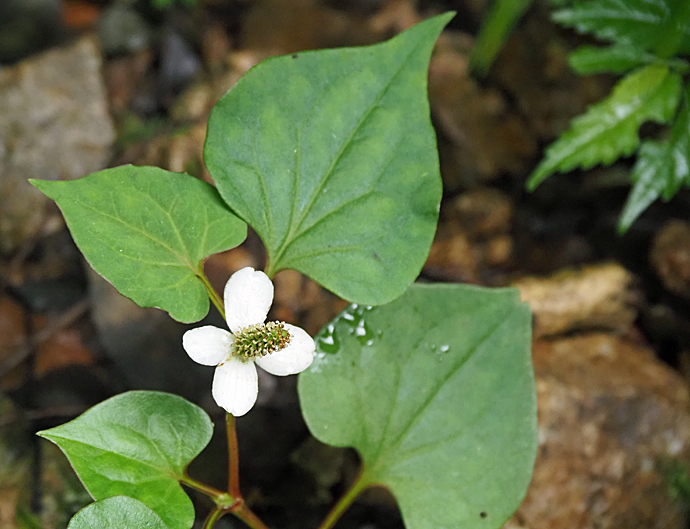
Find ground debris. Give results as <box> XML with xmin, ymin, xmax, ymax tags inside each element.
<box><xmin>426</xmin><ymin>188</ymin><xmax>515</xmax><ymax>282</ymax></box>
<box><xmin>430</xmin><ymin>31</ymin><xmax>537</xmax><ymax>188</ymax></box>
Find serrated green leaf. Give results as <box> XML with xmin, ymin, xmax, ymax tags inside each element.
<box><xmin>204</xmin><ymin>14</ymin><xmax>452</xmax><ymax>306</ymax></box>
<box><xmin>68</xmin><ymin>497</ymin><xmax>169</xmax><ymax>529</ymax></box>
<box><xmin>619</xmin><ymin>87</ymin><xmax>690</xmax><ymax>231</ymax></box>
<box><xmin>38</xmin><ymin>391</ymin><xmax>213</xmax><ymax>529</ymax></box>
<box><xmin>568</xmin><ymin>43</ymin><xmax>660</xmax><ymax>74</ymax></box>
<box><xmin>31</xmin><ymin>166</ymin><xmax>246</xmax><ymax>323</ymax></box>
<box><xmin>299</xmin><ymin>284</ymin><xmax>537</xmax><ymax>529</ymax></box>
<box><xmin>569</xmin><ymin>43</ymin><xmax>690</xmax><ymax>74</ymax></box>
<box><xmin>527</xmin><ymin>64</ymin><xmax>682</xmax><ymax>190</ymax></box>
<box><xmin>553</xmin><ymin>0</ymin><xmax>690</xmax><ymax>57</ymax></box>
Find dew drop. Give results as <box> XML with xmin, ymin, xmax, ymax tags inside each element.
<box><xmin>338</xmin><ymin>303</ymin><xmax>376</xmax><ymax>346</ymax></box>
<box><xmin>316</xmin><ymin>323</ymin><xmax>340</xmax><ymax>354</ymax></box>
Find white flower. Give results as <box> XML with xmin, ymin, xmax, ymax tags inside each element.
<box><xmin>182</xmin><ymin>267</ymin><xmax>315</xmax><ymax>416</ymax></box>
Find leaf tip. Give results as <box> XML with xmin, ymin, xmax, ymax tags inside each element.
<box><xmin>525</xmin><ymin>169</ymin><xmax>548</xmax><ymax>191</ymax></box>
<box><xmin>35</xmin><ymin>429</ymin><xmax>55</xmax><ymax>441</ymax></box>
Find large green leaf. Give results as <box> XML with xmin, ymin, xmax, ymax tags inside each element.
<box><xmin>68</xmin><ymin>497</ymin><xmax>169</xmax><ymax>529</ymax></box>
<box><xmin>553</xmin><ymin>0</ymin><xmax>690</xmax><ymax>57</ymax></box>
<box><xmin>31</xmin><ymin>166</ymin><xmax>246</xmax><ymax>323</ymax></box>
<box><xmin>38</xmin><ymin>391</ymin><xmax>213</xmax><ymax>529</ymax></box>
<box><xmin>299</xmin><ymin>284</ymin><xmax>537</xmax><ymax>529</ymax></box>
<box><xmin>204</xmin><ymin>14</ymin><xmax>452</xmax><ymax>305</ymax></box>
<box><xmin>527</xmin><ymin>64</ymin><xmax>682</xmax><ymax>190</ymax></box>
<box><xmin>619</xmin><ymin>86</ymin><xmax>690</xmax><ymax>231</ymax></box>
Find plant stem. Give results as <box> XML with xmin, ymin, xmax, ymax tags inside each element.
<box><xmin>197</xmin><ymin>266</ymin><xmax>226</xmax><ymax>320</ymax></box>
<box><xmin>232</xmin><ymin>501</ymin><xmax>271</xmax><ymax>529</ymax></box>
<box><xmin>203</xmin><ymin>507</ymin><xmax>226</xmax><ymax>529</ymax></box>
<box><xmin>227</xmin><ymin>413</ymin><xmax>241</xmax><ymax>497</ymax></box>
<box><xmin>316</xmin><ymin>470</ymin><xmax>368</xmax><ymax>529</ymax></box>
<box><xmin>180</xmin><ymin>474</ymin><xmax>226</xmax><ymax>499</ymax></box>
<box><xmin>264</xmin><ymin>258</ymin><xmax>276</xmax><ymax>279</ymax></box>
<box><xmin>224</xmin><ymin>413</ymin><xmax>272</xmax><ymax>529</ymax></box>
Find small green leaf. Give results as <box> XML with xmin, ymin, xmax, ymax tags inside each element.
<box><xmin>299</xmin><ymin>284</ymin><xmax>537</xmax><ymax>529</ymax></box>
<box><xmin>568</xmin><ymin>43</ymin><xmax>662</xmax><ymax>74</ymax></box>
<box><xmin>204</xmin><ymin>14</ymin><xmax>453</xmax><ymax>305</ymax></box>
<box><xmin>31</xmin><ymin>166</ymin><xmax>246</xmax><ymax>323</ymax></box>
<box><xmin>38</xmin><ymin>391</ymin><xmax>213</xmax><ymax>529</ymax></box>
<box><xmin>553</xmin><ymin>0</ymin><xmax>690</xmax><ymax>57</ymax></box>
<box><xmin>527</xmin><ymin>64</ymin><xmax>682</xmax><ymax>190</ymax></box>
<box><xmin>68</xmin><ymin>497</ymin><xmax>169</xmax><ymax>529</ymax></box>
<box><xmin>619</xmin><ymin>87</ymin><xmax>690</xmax><ymax>232</ymax></box>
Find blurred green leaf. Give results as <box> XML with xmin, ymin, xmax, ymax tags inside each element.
<box><xmin>470</xmin><ymin>0</ymin><xmax>533</xmax><ymax>77</ymax></box>
<box><xmin>553</xmin><ymin>0</ymin><xmax>690</xmax><ymax>57</ymax></box>
<box><xmin>31</xmin><ymin>166</ymin><xmax>246</xmax><ymax>323</ymax></box>
<box><xmin>527</xmin><ymin>64</ymin><xmax>682</xmax><ymax>190</ymax></box>
<box><xmin>39</xmin><ymin>391</ymin><xmax>213</xmax><ymax>529</ymax></box>
<box><xmin>67</xmin><ymin>497</ymin><xmax>169</xmax><ymax>529</ymax></box>
<box><xmin>204</xmin><ymin>14</ymin><xmax>452</xmax><ymax>306</ymax></box>
<box><xmin>619</xmin><ymin>86</ymin><xmax>690</xmax><ymax>231</ymax></box>
<box><xmin>568</xmin><ymin>43</ymin><xmax>664</xmax><ymax>74</ymax></box>
<box><xmin>299</xmin><ymin>284</ymin><xmax>537</xmax><ymax>529</ymax></box>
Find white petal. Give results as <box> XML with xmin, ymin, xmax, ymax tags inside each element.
<box><xmin>224</xmin><ymin>267</ymin><xmax>274</xmax><ymax>333</ymax></box>
<box><xmin>212</xmin><ymin>357</ymin><xmax>258</xmax><ymax>417</ymax></box>
<box><xmin>255</xmin><ymin>324</ymin><xmax>315</xmax><ymax>376</ymax></box>
<box><xmin>182</xmin><ymin>326</ymin><xmax>233</xmax><ymax>366</ymax></box>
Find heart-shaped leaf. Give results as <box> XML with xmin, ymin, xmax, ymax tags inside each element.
<box><xmin>299</xmin><ymin>284</ymin><xmax>537</xmax><ymax>529</ymax></box>
<box><xmin>68</xmin><ymin>497</ymin><xmax>169</xmax><ymax>529</ymax></box>
<box><xmin>204</xmin><ymin>14</ymin><xmax>453</xmax><ymax>305</ymax></box>
<box><xmin>31</xmin><ymin>166</ymin><xmax>247</xmax><ymax>323</ymax></box>
<box><xmin>38</xmin><ymin>391</ymin><xmax>213</xmax><ymax>529</ymax></box>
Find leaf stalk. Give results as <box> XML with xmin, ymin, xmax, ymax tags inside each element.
<box><xmin>316</xmin><ymin>468</ymin><xmax>368</xmax><ymax>529</ymax></box>
<box><xmin>197</xmin><ymin>265</ymin><xmax>226</xmax><ymax>320</ymax></box>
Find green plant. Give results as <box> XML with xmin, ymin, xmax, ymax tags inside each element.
<box><xmin>31</xmin><ymin>14</ymin><xmax>537</xmax><ymax>529</ymax></box>
<box><xmin>527</xmin><ymin>0</ymin><xmax>690</xmax><ymax>232</ymax></box>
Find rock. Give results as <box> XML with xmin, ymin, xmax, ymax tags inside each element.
<box><xmin>513</xmin><ymin>263</ymin><xmax>638</xmax><ymax>339</ymax></box>
<box><xmin>0</xmin><ymin>37</ymin><xmax>115</xmax><ymax>254</ymax></box>
<box><xmin>506</xmin><ymin>333</ymin><xmax>690</xmax><ymax>529</ymax></box>
<box><xmin>651</xmin><ymin>219</ymin><xmax>690</xmax><ymax>299</ymax></box>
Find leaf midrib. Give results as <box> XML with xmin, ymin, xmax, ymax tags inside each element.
<box><xmin>67</xmin><ymin>196</ymin><xmax>196</xmax><ymax>270</ymax></box>
<box><xmin>365</xmin><ymin>305</ymin><xmax>515</xmax><ymax>478</ymax></box>
<box><xmin>271</xmin><ymin>37</ymin><xmax>422</xmax><ymax>268</ymax></box>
